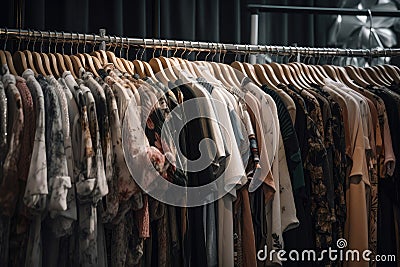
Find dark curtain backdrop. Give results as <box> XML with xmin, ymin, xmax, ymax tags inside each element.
<box><xmin>0</xmin><ymin>0</ymin><xmax>337</xmax><ymax>47</ymax></box>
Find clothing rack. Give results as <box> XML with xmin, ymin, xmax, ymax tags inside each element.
<box><xmin>247</xmin><ymin>4</ymin><xmax>400</xmax><ymax>63</ymax></box>
<box><xmin>1</xmin><ymin>27</ymin><xmax>400</xmax><ymax>59</ymax></box>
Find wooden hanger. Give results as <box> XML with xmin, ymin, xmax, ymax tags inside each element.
<box><xmin>381</xmin><ymin>64</ymin><xmax>400</xmax><ymax>83</ymax></box>
<box><xmin>289</xmin><ymin>51</ymin><xmax>314</xmax><ymax>85</ymax></box>
<box><xmin>237</xmin><ymin>45</ymin><xmax>261</xmax><ymax>86</ymax></box>
<box><xmin>36</xmin><ymin>31</ymin><xmax>53</xmax><ymax>76</ymax></box>
<box><xmin>281</xmin><ymin>51</ymin><xmax>308</xmax><ymax>88</ymax></box>
<box><xmin>29</xmin><ymin>31</ymin><xmax>47</xmax><ymax>76</ymax></box>
<box><xmin>296</xmin><ymin>49</ymin><xmax>324</xmax><ymax>85</ymax></box>
<box><xmin>13</xmin><ymin>34</ymin><xmax>28</xmax><ymax>75</ymax></box>
<box><xmin>291</xmin><ymin>61</ymin><xmax>315</xmax><ymax>85</ymax></box>
<box><xmin>0</xmin><ymin>29</ymin><xmax>17</xmax><ymax>75</ymax></box>
<box><xmin>283</xmin><ymin>48</ymin><xmax>311</xmax><ymax>88</ymax></box>
<box><xmin>46</xmin><ymin>31</ymin><xmax>61</xmax><ymax>78</ymax></box>
<box><xmin>335</xmin><ymin>66</ymin><xmax>362</xmax><ymax>90</ymax></box>
<box><xmin>118</xmin><ymin>37</ymin><xmax>135</xmax><ymax>76</ymax></box>
<box><xmin>192</xmin><ymin>43</ymin><xmax>217</xmax><ymax>78</ymax></box>
<box><xmin>51</xmin><ymin>32</ymin><xmax>67</xmax><ymax>76</ymax></box>
<box><xmin>89</xmin><ymin>34</ymin><xmax>105</xmax><ymax>67</ymax></box>
<box><xmin>55</xmin><ymin>32</ymin><xmax>76</xmax><ymax>78</ymax></box>
<box><xmin>203</xmin><ymin>43</ymin><xmax>231</xmax><ymax>87</ymax></box>
<box><xmin>165</xmin><ymin>42</ymin><xmax>187</xmax><ymax>78</ymax></box>
<box><xmin>4</xmin><ymin>51</ymin><xmax>17</xmax><ymax>76</ymax></box>
<box><xmin>170</xmin><ymin>43</ymin><xmax>194</xmax><ymax>76</ymax></box>
<box><xmin>111</xmin><ymin>36</ymin><xmax>130</xmax><ymax>74</ymax></box>
<box><xmin>133</xmin><ymin>46</ymin><xmax>153</xmax><ymax>78</ymax></box>
<box><xmin>304</xmin><ymin>49</ymin><xmax>328</xmax><ymax>81</ymax></box>
<box><xmin>356</xmin><ymin>66</ymin><xmax>380</xmax><ymax>86</ymax></box>
<box><xmin>31</xmin><ymin>45</ymin><xmax>47</xmax><ymax>76</ymax></box>
<box><xmin>230</xmin><ymin>45</ymin><xmax>249</xmax><ymax>81</ymax></box>
<box><xmin>216</xmin><ymin>45</ymin><xmax>242</xmax><ymax>87</ymax></box>
<box><xmin>218</xmin><ymin>46</ymin><xmax>242</xmax><ymax>88</ymax></box>
<box><xmin>390</xmin><ymin>64</ymin><xmax>400</xmax><ymax>76</ymax></box>
<box><xmin>365</xmin><ymin>67</ymin><xmax>393</xmax><ymax>86</ymax></box>
<box><xmin>159</xmin><ymin>39</ymin><xmax>180</xmax><ymax>77</ymax></box>
<box><xmin>157</xmin><ymin>39</ymin><xmax>179</xmax><ymax>81</ymax></box>
<box><xmin>323</xmin><ymin>64</ymin><xmax>340</xmax><ymax>82</ymax></box>
<box><xmin>105</xmin><ymin>36</ymin><xmax>124</xmax><ymax>71</ymax></box>
<box><xmin>373</xmin><ymin>65</ymin><xmax>393</xmax><ymax>83</ymax></box>
<box><xmin>79</xmin><ymin>33</ymin><xmax>99</xmax><ymax>77</ymax></box>
<box><xmin>182</xmin><ymin>41</ymin><xmax>199</xmax><ymax>77</ymax></box>
<box><xmin>275</xmin><ymin>47</ymin><xmax>308</xmax><ymax>89</ymax></box>
<box><xmin>70</xmin><ymin>55</ymin><xmax>83</xmax><ymax>76</ymax></box>
<box><xmin>254</xmin><ymin>63</ymin><xmax>280</xmax><ymax>90</ymax></box>
<box><xmin>0</xmin><ymin>50</ymin><xmax>7</xmax><ymax>67</ymax></box>
<box><xmin>132</xmin><ymin>44</ymin><xmax>147</xmax><ymax>78</ymax></box>
<box><xmin>65</xmin><ymin>33</ymin><xmax>83</xmax><ymax>77</ymax></box>
<box><xmin>344</xmin><ymin>65</ymin><xmax>369</xmax><ymax>87</ymax></box>
<box><xmin>148</xmin><ymin>39</ymin><xmax>170</xmax><ymax>84</ymax></box>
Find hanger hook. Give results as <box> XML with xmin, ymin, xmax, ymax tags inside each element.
<box><xmin>195</xmin><ymin>41</ymin><xmax>201</xmax><ymax>61</ymax></box>
<box><xmin>211</xmin><ymin>43</ymin><xmax>217</xmax><ymax>62</ymax></box>
<box><xmin>69</xmin><ymin>32</ymin><xmax>73</xmax><ymax>54</ymax></box>
<box><xmin>173</xmin><ymin>40</ymin><xmax>178</xmax><ymax>58</ymax></box>
<box><xmin>280</xmin><ymin>47</ymin><xmax>285</xmax><ymax>64</ymax></box>
<box><xmin>305</xmin><ymin>47</ymin><xmax>310</xmax><ymax>64</ymax></box>
<box><xmin>26</xmin><ymin>29</ymin><xmax>31</xmax><ymax>51</ymax></box>
<box><xmin>152</xmin><ymin>38</ymin><xmax>156</xmax><ymax>58</ymax></box>
<box><xmin>54</xmin><ymin>31</ymin><xmax>58</xmax><ymax>53</ymax></box>
<box><xmin>141</xmin><ymin>38</ymin><xmax>146</xmax><ymax>60</ymax></box>
<box><xmin>205</xmin><ymin>42</ymin><xmax>211</xmax><ymax>61</ymax></box>
<box><xmin>331</xmin><ymin>48</ymin><xmax>336</xmax><ymax>65</ymax></box>
<box><xmin>3</xmin><ymin>27</ymin><xmax>8</xmax><ymax>51</ymax></box>
<box><xmin>217</xmin><ymin>42</ymin><xmax>221</xmax><ymax>62</ymax></box>
<box><xmin>246</xmin><ymin>45</ymin><xmax>250</xmax><ymax>63</ymax></box>
<box><xmin>302</xmin><ymin>47</ymin><xmax>307</xmax><ymax>64</ymax></box>
<box><xmin>119</xmin><ymin>36</ymin><xmax>123</xmax><ymax>58</ymax></box>
<box><xmin>218</xmin><ymin>43</ymin><xmax>222</xmax><ymax>63</ymax></box>
<box><xmin>125</xmin><ymin>37</ymin><xmax>130</xmax><ymax>60</ymax></box>
<box><xmin>287</xmin><ymin>46</ymin><xmax>292</xmax><ymax>63</ymax></box>
<box><xmin>106</xmin><ymin>34</ymin><xmax>111</xmax><ymax>51</ymax></box>
<box><xmin>76</xmin><ymin>32</ymin><xmax>81</xmax><ymax>54</ymax></box>
<box><xmin>61</xmin><ymin>31</ymin><xmax>65</xmax><ymax>54</ymax></box>
<box><xmin>47</xmin><ymin>30</ymin><xmax>53</xmax><ymax>53</ymax></box>
<box><xmin>38</xmin><ymin>30</ymin><xmax>44</xmax><ymax>53</ymax></box>
<box><xmin>17</xmin><ymin>28</ymin><xmax>22</xmax><ymax>51</ymax></box>
<box><xmin>92</xmin><ymin>33</ymin><xmax>96</xmax><ymax>53</ymax></box>
<box><xmin>309</xmin><ymin>47</ymin><xmax>314</xmax><ymax>65</ymax></box>
<box><xmin>222</xmin><ymin>44</ymin><xmax>227</xmax><ymax>64</ymax></box>
<box><xmin>186</xmin><ymin>41</ymin><xmax>193</xmax><ymax>59</ymax></box>
<box><xmin>243</xmin><ymin>45</ymin><xmax>247</xmax><ymax>63</ymax></box>
<box><xmin>276</xmin><ymin>46</ymin><xmax>280</xmax><ymax>63</ymax></box>
<box><xmin>83</xmin><ymin>33</ymin><xmax>87</xmax><ymax>53</ymax></box>
<box><xmin>160</xmin><ymin>38</ymin><xmax>164</xmax><ymax>57</ymax></box>
<box><xmin>165</xmin><ymin>39</ymin><xmax>170</xmax><ymax>58</ymax></box>
<box><xmin>112</xmin><ymin>35</ymin><xmax>116</xmax><ymax>53</ymax></box>
<box><xmin>181</xmin><ymin>40</ymin><xmax>187</xmax><ymax>59</ymax></box>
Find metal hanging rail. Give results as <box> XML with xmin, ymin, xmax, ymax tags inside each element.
<box><xmin>247</xmin><ymin>4</ymin><xmax>400</xmax><ymax>63</ymax></box>
<box><xmin>1</xmin><ymin>27</ymin><xmax>400</xmax><ymax>58</ymax></box>
<box><xmin>247</xmin><ymin>4</ymin><xmax>400</xmax><ymax>53</ymax></box>
<box><xmin>247</xmin><ymin>4</ymin><xmax>400</xmax><ymax>17</ymax></box>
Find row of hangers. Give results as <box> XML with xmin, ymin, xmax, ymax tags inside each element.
<box><xmin>1</xmin><ymin>29</ymin><xmax>400</xmax><ymax>92</ymax></box>
<box><xmin>232</xmin><ymin>46</ymin><xmax>400</xmax><ymax>91</ymax></box>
